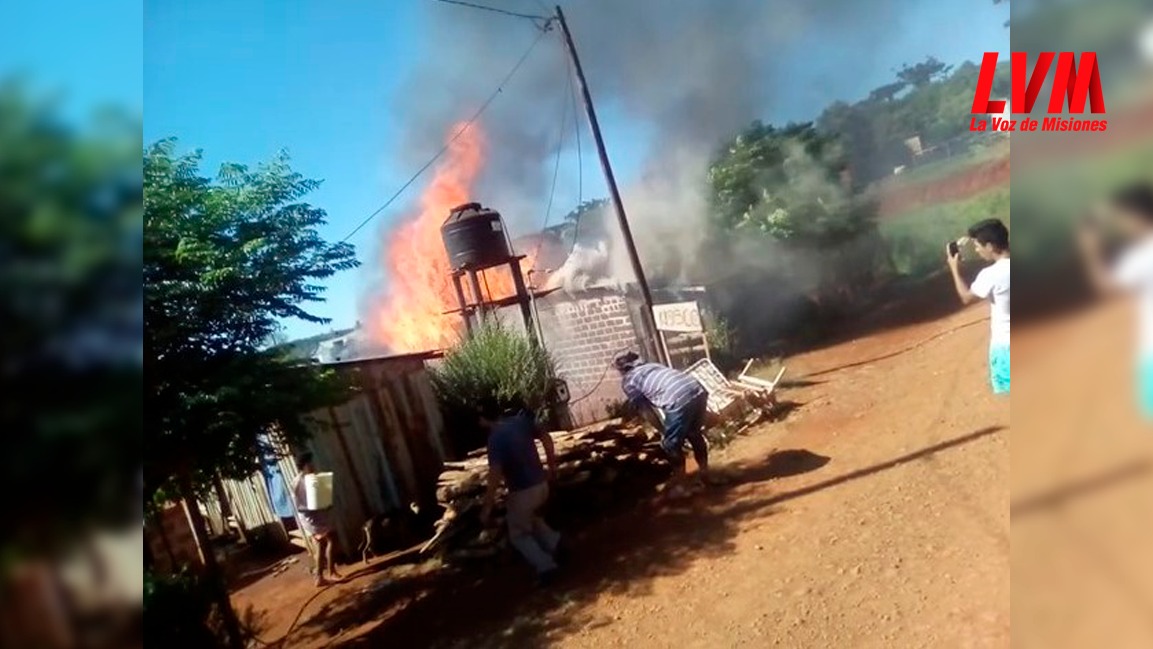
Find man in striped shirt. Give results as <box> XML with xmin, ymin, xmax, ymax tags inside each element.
<box><xmin>613</xmin><ymin>351</ymin><xmax>710</xmax><ymax>486</ymax></box>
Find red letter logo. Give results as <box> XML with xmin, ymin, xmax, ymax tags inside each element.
<box><xmin>973</xmin><ymin>51</ymin><xmax>1105</xmax><ymax>115</ymax></box>
<box><xmin>1048</xmin><ymin>52</ymin><xmax>1105</xmax><ymax>114</ymax></box>
<box><xmin>972</xmin><ymin>52</ymin><xmax>1005</xmax><ymax>114</ymax></box>
<box><xmin>1013</xmin><ymin>52</ymin><xmax>1055</xmax><ymax>114</ymax></box>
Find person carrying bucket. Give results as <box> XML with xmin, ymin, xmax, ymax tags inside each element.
<box><xmin>292</xmin><ymin>452</ymin><xmax>342</xmax><ymax>587</ymax></box>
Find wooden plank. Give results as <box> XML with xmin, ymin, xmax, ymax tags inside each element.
<box><xmin>328</xmin><ymin>406</ymin><xmax>373</xmax><ymax>520</ymax></box>
<box><xmin>359</xmin><ymin>368</ymin><xmax>421</xmax><ymax>506</ymax></box>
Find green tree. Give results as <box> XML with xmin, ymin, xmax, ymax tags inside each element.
<box><xmin>896</xmin><ymin>56</ymin><xmax>953</xmax><ymax>89</ymax></box>
<box><xmin>145</xmin><ymin>141</ymin><xmax>358</xmax><ymax>646</ymax></box>
<box><xmin>707</xmin><ymin>121</ymin><xmax>865</xmax><ymax>244</ymax></box>
<box><xmin>144</xmin><ymin>140</ymin><xmax>358</xmax><ymax>501</ymax></box>
<box><xmin>0</xmin><ymin>81</ymin><xmax>142</xmax><ymax>567</ymax></box>
<box><xmin>705</xmin><ymin>120</ymin><xmax>883</xmax><ymax>317</ymax></box>
<box><xmin>868</xmin><ymin>80</ymin><xmax>908</xmax><ymax>103</ymax></box>
<box><xmin>817</xmin><ymin>57</ymin><xmax>1011</xmax><ymax>184</ymax></box>
<box><xmin>544</xmin><ymin>197</ymin><xmax>611</xmax><ymax>248</ymax></box>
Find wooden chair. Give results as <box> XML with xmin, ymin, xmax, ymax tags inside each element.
<box><xmin>684</xmin><ymin>358</ymin><xmax>787</xmax><ymax>420</ymax></box>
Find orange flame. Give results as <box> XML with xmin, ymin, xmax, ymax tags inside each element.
<box><xmin>368</xmin><ymin>123</ymin><xmax>533</xmax><ymax>353</ymax></box>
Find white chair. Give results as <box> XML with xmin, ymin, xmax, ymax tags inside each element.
<box><xmin>684</xmin><ymin>358</ymin><xmax>787</xmax><ymax>418</ymax></box>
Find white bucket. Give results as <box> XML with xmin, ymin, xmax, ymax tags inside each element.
<box><xmin>303</xmin><ymin>472</ymin><xmax>333</xmax><ymax>510</ymax></box>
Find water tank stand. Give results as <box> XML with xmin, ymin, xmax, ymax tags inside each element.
<box><xmin>449</xmin><ymin>274</ymin><xmax>473</xmax><ymax>337</ymax></box>
<box><xmin>448</xmin><ymin>256</ymin><xmax>537</xmax><ymax>345</ymax></box>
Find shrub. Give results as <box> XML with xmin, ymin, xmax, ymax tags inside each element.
<box><xmin>430</xmin><ymin>322</ymin><xmax>557</xmax><ymax>449</ymax></box>
<box><xmin>703</xmin><ymin>314</ymin><xmax>740</xmax><ymax>374</ymax></box>
<box><xmin>144</xmin><ymin>568</ymin><xmax>222</xmax><ymax>647</ymax></box>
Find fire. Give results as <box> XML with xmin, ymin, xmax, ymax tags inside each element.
<box><xmin>368</xmin><ymin>122</ymin><xmax>534</xmax><ymax>353</ymax></box>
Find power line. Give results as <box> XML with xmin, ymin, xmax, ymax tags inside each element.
<box><xmin>433</xmin><ymin>0</ymin><xmax>549</xmax><ymax>22</ymax></box>
<box><xmin>528</xmin><ymin>43</ymin><xmax>572</xmax><ymax>265</ymax></box>
<box><xmin>339</xmin><ymin>25</ymin><xmax>550</xmax><ymax>244</ymax></box>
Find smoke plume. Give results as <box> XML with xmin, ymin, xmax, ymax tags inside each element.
<box><xmin>385</xmin><ymin>0</ymin><xmax>911</xmax><ymax>287</ymax></box>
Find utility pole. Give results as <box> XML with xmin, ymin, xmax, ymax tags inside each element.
<box><xmin>553</xmin><ymin>5</ymin><xmax>667</xmax><ymax>364</ymax></box>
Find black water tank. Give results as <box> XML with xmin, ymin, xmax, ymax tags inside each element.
<box><xmin>441</xmin><ymin>202</ymin><xmax>511</xmax><ymax>270</ymax></box>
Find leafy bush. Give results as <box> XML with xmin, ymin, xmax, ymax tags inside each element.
<box><xmin>430</xmin><ymin>322</ymin><xmax>557</xmax><ymax>449</ymax></box>
<box><xmin>144</xmin><ymin>568</ymin><xmax>222</xmax><ymax>647</ymax></box>
<box><xmin>704</xmin><ymin>314</ymin><xmax>741</xmax><ymax>375</ymax></box>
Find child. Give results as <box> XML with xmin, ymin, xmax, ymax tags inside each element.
<box><xmin>946</xmin><ymin>218</ymin><xmax>1011</xmax><ymax>394</ymax></box>
<box><xmin>1078</xmin><ymin>182</ymin><xmax>1153</xmax><ymax>420</ymax></box>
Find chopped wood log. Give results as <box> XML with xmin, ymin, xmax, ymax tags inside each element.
<box><xmin>422</xmin><ymin>414</ymin><xmax>768</xmax><ymax>563</ymax></box>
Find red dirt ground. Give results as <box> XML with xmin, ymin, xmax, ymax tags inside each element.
<box><xmin>232</xmin><ymin>276</ymin><xmax>1011</xmax><ymax>648</ymax></box>
<box><xmin>877</xmin><ymin>156</ymin><xmax>1010</xmax><ymax>217</ymax></box>
<box><xmin>227</xmin><ymin>100</ymin><xmax>1153</xmax><ymax>648</ymax></box>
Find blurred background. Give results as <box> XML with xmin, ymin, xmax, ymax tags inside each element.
<box><xmin>0</xmin><ymin>1</ymin><xmax>143</xmax><ymax>648</ymax></box>
<box><xmin>1011</xmin><ymin>0</ymin><xmax>1153</xmax><ymax>647</ymax></box>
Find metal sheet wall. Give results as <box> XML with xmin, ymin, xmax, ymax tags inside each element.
<box><xmin>217</xmin><ymin>353</ymin><xmax>448</xmax><ymax>560</ymax></box>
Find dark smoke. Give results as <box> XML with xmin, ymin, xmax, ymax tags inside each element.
<box><xmin>389</xmin><ymin>0</ymin><xmax>912</xmax><ymax>281</ymax></box>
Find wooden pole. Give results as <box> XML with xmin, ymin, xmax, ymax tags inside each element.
<box><xmin>451</xmin><ymin>273</ymin><xmax>474</xmax><ymax>337</ymax></box>
<box><xmin>509</xmin><ymin>258</ymin><xmax>537</xmax><ymax>343</ymax></box>
<box><xmin>658</xmin><ymin>330</ymin><xmax>673</xmax><ymax>369</ymax></box>
<box><xmin>178</xmin><ymin>472</ymin><xmax>244</xmax><ymax>649</ymax></box>
<box><xmin>467</xmin><ymin>269</ymin><xmax>486</xmax><ymax>324</ymax></box>
<box><xmin>554</xmin><ymin>5</ymin><xmax>667</xmax><ymax>365</ymax></box>
<box><xmin>212</xmin><ymin>473</ymin><xmax>249</xmax><ymax>545</ymax></box>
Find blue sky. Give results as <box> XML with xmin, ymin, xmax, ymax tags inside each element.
<box><xmin>144</xmin><ymin>0</ymin><xmax>1009</xmax><ymax>342</ymax></box>
<box><xmin>1</xmin><ymin>1</ymin><xmax>143</xmax><ymax>116</ymax></box>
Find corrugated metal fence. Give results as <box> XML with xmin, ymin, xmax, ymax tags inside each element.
<box><xmin>207</xmin><ymin>352</ymin><xmax>449</xmax><ymax>561</ymax></box>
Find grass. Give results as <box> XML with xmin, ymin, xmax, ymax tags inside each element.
<box><xmin>877</xmin><ymin>135</ymin><xmax>1153</xmax><ymax>281</ymax></box>
<box><xmin>879</xmin><ymin>186</ymin><xmax>1011</xmax><ymax>278</ymax></box>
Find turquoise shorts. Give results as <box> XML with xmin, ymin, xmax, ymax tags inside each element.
<box><xmin>989</xmin><ymin>345</ymin><xmax>1010</xmax><ymax>395</ymax></box>
<box><xmin>1139</xmin><ymin>356</ymin><xmax>1153</xmax><ymax>421</ymax></box>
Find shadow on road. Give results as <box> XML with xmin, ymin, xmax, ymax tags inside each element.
<box><xmin>717</xmin><ymin>449</ymin><xmax>831</xmax><ymax>484</ymax></box>
<box><xmin>1011</xmin><ymin>459</ymin><xmax>1153</xmax><ymax>518</ymax></box>
<box><xmin>287</xmin><ymin>425</ymin><xmax>1003</xmax><ymax>648</ymax></box>
<box><xmin>731</xmin><ymin>426</ymin><xmax>1004</xmax><ymax>510</ymax></box>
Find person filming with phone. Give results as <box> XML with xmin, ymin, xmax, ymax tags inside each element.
<box><xmin>945</xmin><ymin>218</ymin><xmax>1011</xmax><ymax>395</ymax></box>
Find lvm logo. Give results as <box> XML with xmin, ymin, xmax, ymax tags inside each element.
<box><xmin>970</xmin><ymin>51</ymin><xmax>1107</xmax><ymax>133</ymax></box>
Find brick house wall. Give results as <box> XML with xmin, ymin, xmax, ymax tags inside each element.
<box><xmin>533</xmin><ymin>290</ymin><xmax>645</xmax><ymax>426</ymax></box>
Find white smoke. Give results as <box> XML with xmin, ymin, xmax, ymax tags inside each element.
<box><xmin>387</xmin><ymin>0</ymin><xmax>914</xmax><ymax>288</ymax></box>
<box><xmin>542</xmin><ymin>239</ymin><xmax>623</xmax><ymax>296</ymax></box>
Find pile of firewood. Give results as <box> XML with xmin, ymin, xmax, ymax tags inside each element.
<box><xmin>420</xmin><ymin>418</ymin><xmax>665</xmax><ymax>562</ymax></box>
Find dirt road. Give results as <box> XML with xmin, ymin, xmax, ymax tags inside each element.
<box><xmin>233</xmin><ymin>276</ymin><xmax>1010</xmax><ymax>648</ymax></box>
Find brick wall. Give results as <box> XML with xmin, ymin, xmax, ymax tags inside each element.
<box><xmin>535</xmin><ymin>291</ymin><xmax>644</xmax><ymax>426</ymax></box>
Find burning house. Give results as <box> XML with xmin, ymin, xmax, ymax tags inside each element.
<box><xmin>347</xmin><ymin>124</ymin><xmax>655</xmax><ymax>426</ymax></box>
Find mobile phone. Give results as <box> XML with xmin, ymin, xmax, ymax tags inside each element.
<box><xmin>947</xmin><ymin>241</ymin><xmax>960</xmax><ymax>257</ymax></box>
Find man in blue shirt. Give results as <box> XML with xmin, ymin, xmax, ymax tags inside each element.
<box><xmin>614</xmin><ymin>351</ymin><xmax>710</xmax><ymax>489</ymax></box>
<box><xmin>478</xmin><ymin>398</ymin><xmax>562</xmax><ymax>583</ymax></box>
